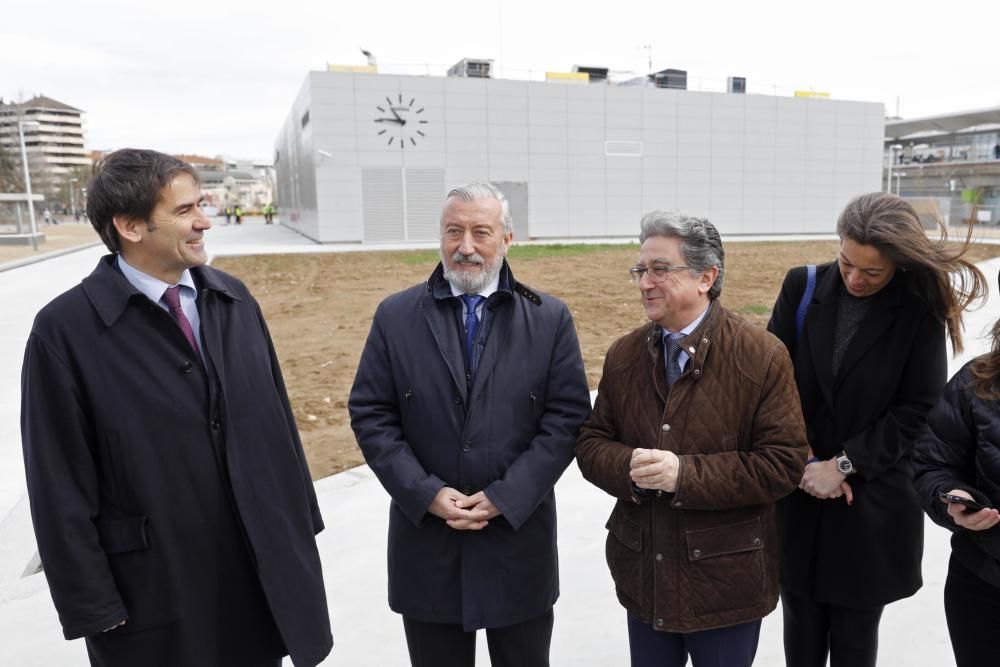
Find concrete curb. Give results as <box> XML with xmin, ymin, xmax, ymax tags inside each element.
<box><xmin>0</xmin><ymin>241</ymin><xmax>104</xmax><ymax>274</ymax></box>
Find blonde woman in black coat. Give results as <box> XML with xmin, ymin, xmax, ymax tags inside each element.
<box><xmin>913</xmin><ymin>308</ymin><xmax>1000</xmax><ymax>667</ymax></box>
<box><xmin>767</xmin><ymin>192</ymin><xmax>985</xmax><ymax>667</ymax></box>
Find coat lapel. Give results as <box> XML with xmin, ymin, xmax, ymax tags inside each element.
<box><xmin>833</xmin><ymin>277</ymin><xmax>903</xmax><ymax>390</ymax></box>
<box><xmin>468</xmin><ymin>298</ymin><xmax>512</xmax><ymax>406</ymax></box>
<box><xmin>195</xmin><ymin>290</ymin><xmax>225</xmax><ymax>381</ymax></box>
<box><xmin>82</xmin><ymin>255</ymin><xmax>143</xmax><ymax>327</ymax></box>
<box><xmin>420</xmin><ymin>290</ymin><xmax>468</xmax><ymax>402</ymax></box>
<box><xmin>804</xmin><ymin>265</ymin><xmax>839</xmax><ymax>411</ymax></box>
<box><xmin>191</xmin><ymin>266</ymin><xmax>244</xmax><ymax>385</ymax></box>
<box><xmin>644</xmin><ymin>324</ymin><xmax>669</xmax><ymax>406</ymax></box>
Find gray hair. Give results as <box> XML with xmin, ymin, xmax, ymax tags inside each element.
<box><xmin>444</xmin><ymin>182</ymin><xmax>513</xmax><ymax>234</ymax></box>
<box><xmin>639</xmin><ymin>210</ymin><xmax>725</xmax><ymax>299</ymax></box>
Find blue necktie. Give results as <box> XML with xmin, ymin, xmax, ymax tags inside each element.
<box><xmin>461</xmin><ymin>294</ymin><xmax>484</xmax><ymax>371</ymax></box>
<box><xmin>664</xmin><ymin>335</ymin><xmax>683</xmax><ymax>387</ymax></box>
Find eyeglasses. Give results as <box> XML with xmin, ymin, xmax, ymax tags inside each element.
<box><xmin>628</xmin><ymin>264</ymin><xmax>694</xmax><ymax>284</ymax></box>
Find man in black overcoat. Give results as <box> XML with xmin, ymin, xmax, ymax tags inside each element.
<box><xmin>20</xmin><ymin>149</ymin><xmax>333</xmax><ymax>667</ymax></box>
<box><xmin>348</xmin><ymin>182</ymin><xmax>592</xmax><ymax>667</ymax></box>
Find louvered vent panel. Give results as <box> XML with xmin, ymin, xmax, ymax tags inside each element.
<box><xmin>406</xmin><ymin>169</ymin><xmax>446</xmax><ymax>241</ymax></box>
<box><xmin>362</xmin><ymin>168</ymin><xmax>404</xmax><ymax>242</ymax></box>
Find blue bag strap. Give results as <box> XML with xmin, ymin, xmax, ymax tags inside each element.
<box><xmin>795</xmin><ymin>264</ymin><xmax>816</xmax><ymax>344</ymax></box>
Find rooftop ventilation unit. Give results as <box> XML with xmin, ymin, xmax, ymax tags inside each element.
<box><xmin>652</xmin><ymin>69</ymin><xmax>687</xmax><ymax>90</ymax></box>
<box><xmin>572</xmin><ymin>65</ymin><xmax>609</xmax><ymax>84</ymax></box>
<box><xmin>447</xmin><ymin>58</ymin><xmax>493</xmax><ymax>78</ymax></box>
<box><xmin>728</xmin><ymin>77</ymin><xmax>746</xmax><ymax>94</ymax></box>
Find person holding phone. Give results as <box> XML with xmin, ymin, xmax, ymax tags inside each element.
<box><xmin>913</xmin><ymin>307</ymin><xmax>1000</xmax><ymax>667</ymax></box>
<box><xmin>766</xmin><ymin>192</ymin><xmax>986</xmax><ymax>667</ymax></box>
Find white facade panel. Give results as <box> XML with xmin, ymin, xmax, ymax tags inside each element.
<box><xmin>486</xmin><ymin>94</ymin><xmax>528</xmax><ymax>113</ymax></box>
<box><xmin>488</xmin><ymin>125</ymin><xmax>530</xmax><ymax>143</ymax></box>
<box><xmin>445</xmin><ymin>166</ymin><xmax>490</xmax><ymax>185</ymax></box>
<box><xmin>488</xmin><ymin>107</ymin><xmax>527</xmax><ymax>123</ymax></box>
<box><xmin>568</xmin><ymin>112</ymin><xmax>605</xmax><ymax>129</ymax></box>
<box><xmin>275</xmin><ymin>71</ymin><xmax>883</xmax><ymax>242</ymax></box>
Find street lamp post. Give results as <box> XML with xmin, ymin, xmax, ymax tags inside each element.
<box><xmin>895</xmin><ymin>172</ymin><xmax>906</xmax><ymax>196</ymax></box>
<box><xmin>17</xmin><ymin>118</ymin><xmax>40</xmax><ymax>251</ymax></box>
<box><xmin>70</xmin><ymin>177</ymin><xmax>78</xmax><ymax>220</ymax></box>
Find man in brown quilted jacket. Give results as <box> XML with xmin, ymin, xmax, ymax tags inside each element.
<box><xmin>576</xmin><ymin>210</ymin><xmax>808</xmax><ymax>667</ymax></box>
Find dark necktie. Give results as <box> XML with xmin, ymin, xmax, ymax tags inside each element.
<box><xmin>163</xmin><ymin>286</ymin><xmax>203</xmax><ymax>363</ymax></box>
<box><xmin>664</xmin><ymin>335</ymin><xmax>683</xmax><ymax>387</ymax></box>
<box><xmin>461</xmin><ymin>294</ymin><xmax>484</xmax><ymax>371</ymax></box>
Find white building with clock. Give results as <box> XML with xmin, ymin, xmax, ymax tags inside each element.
<box><xmin>273</xmin><ymin>69</ymin><xmax>884</xmax><ymax>243</ymax></box>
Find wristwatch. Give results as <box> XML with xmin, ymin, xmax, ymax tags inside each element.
<box><xmin>836</xmin><ymin>451</ymin><xmax>856</xmax><ymax>476</ymax></box>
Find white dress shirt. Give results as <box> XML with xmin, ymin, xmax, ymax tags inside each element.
<box><xmin>117</xmin><ymin>255</ymin><xmax>204</xmax><ymax>354</ymax></box>
<box><xmin>661</xmin><ymin>304</ymin><xmax>710</xmax><ymax>375</ymax></box>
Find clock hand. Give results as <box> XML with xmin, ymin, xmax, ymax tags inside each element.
<box><xmin>374</xmin><ymin>118</ymin><xmax>405</xmax><ymax>124</ymax></box>
<box><xmin>390</xmin><ymin>107</ymin><xmax>406</xmax><ymax>125</ymax></box>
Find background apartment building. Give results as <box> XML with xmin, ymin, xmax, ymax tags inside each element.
<box><xmin>190</xmin><ymin>156</ymin><xmax>276</xmax><ymax>212</ymax></box>
<box><xmin>884</xmin><ymin>106</ymin><xmax>1000</xmax><ymax>226</ymax></box>
<box><xmin>0</xmin><ymin>96</ymin><xmax>90</xmax><ymax>207</ymax></box>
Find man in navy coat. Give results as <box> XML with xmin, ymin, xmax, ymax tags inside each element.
<box><xmin>348</xmin><ymin>182</ymin><xmax>591</xmax><ymax>667</ymax></box>
<box><xmin>20</xmin><ymin>149</ymin><xmax>332</xmax><ymax>666</ymax></box>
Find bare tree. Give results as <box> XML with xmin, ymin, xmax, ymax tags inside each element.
<box><xmin>47</xmin><ymin>165</ymin><xmax>90</xmax><ymax>212</ymax></box>
<box><xmin>0</xmin><ymin>139</ymin><xmax>25</xmax><ymax>193</ymax></box>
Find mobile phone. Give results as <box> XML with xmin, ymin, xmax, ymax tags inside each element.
<box><xmin>938</xmin><ymin>492</ymin><xmax>990</xmax><ymax>512</ymax></box>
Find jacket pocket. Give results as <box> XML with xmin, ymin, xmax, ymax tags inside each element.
<box><xmin>685</xmin><ymin>517</ymin><xmax>765</xmax><ymax>615</ymax></box>
<box><xmin>605</xmin><ymin>510</ymin><xmax>643</xmax><ymax>606</ymax></box>
<box><xmin>529</xmin><ymin>389</ymin><xmax>546</xmax><ymax>421</ymax></box>
<box><xmin>96</xmin><ymin>517</ymin><xmax>179</xmax><ymax>633</ymax></box>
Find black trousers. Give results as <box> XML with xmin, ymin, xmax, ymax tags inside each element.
<box><xmin>627</xmin><ymin>613</ymin><xmax>761</xmax><ymax>667</ymax></box>
<box><xmin>780</xmin><ymin>587</ymin><xmax>884</xmax><ymax>667</ymax></box>
<box><xmin>945</xmin><ymin>553</ymin><xmax>1000</xmax><ymax>667</ymax></box>
<box><xmin>402</xmin><ymin>609</ymin><xmax>554</xmax><ymax>667</ymax></box>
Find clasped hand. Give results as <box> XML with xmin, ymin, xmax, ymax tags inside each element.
<box><xmin>799</xmin><ymin>457</ymin><xmax>853</xmax><ymax>504</ymax></box>
<box><xmin>629</xmin><ymin>448</ymin><xmax>679</xmax><ymax>493</ymax></box>
<box><xmin>429</xmin><ymin>487</ymin><xmax>500</xmax><ymax>531</ymax></box>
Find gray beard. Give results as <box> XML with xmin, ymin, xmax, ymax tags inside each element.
<box><xmin>441</xmin><ymin>248</ymin><xmax>506</xmax><ymax>294</ymax></box>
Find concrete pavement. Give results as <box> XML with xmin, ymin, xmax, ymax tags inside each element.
<box><xmin>1</xmin><ymin>216</ymin><xmax>998</xmax><ymax>665</ymax></box>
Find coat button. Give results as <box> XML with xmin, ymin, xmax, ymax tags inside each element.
<box><xmin>753</xmin><ymin>537</ymin><xmax>762</xmax><ymax>546</ymax></box>
<box><xmin>692</xmin><ymin>549</ymin><xmax>702</xmax><ymax>559</ymax></box>
<box><xmin>674</xmin><ymin>500</ymin><xmax>682</xmax><ymax>507</ymax></box>
<box><xmin>693</xmin><ymin>369</ymin><xmax>701</xmax><ymax>376</ymax></box>
<box><xmin>661</xmin><ymin>423</ymin><xmax>670</xmax><ymax>432</ymax></box>
<box><xmin>210</xmin><ymin>419</ymin><xmax>221</xmax><ymax>430</ymax></box>
<box><xmin>702</xmin><ymin>338</ymin><xmax>708</xmax><ymax>344</ymax></box>
<box><xmin>463</xmin><ymin>441</ymin><xmax>472</xmax><ymax>452</ymax></box>
<box><xmin>656</xmin><ymin>553</ymin><xmax>664</xmax><ymax>562</ymax></box>
<box><xmin>656</xmin><ymin>618</ymin><xmax>664</xmax><ymax>627</ymax></box>
<box><xmin>656</xmin><ymin>490</ymin><xmax>663</xmax><ymax>497</ymax></box>
<box><xmin>453</xmin><ymin>396</ymin><xmax>462</xmax><ymax>405</ymax></box>
<box><xmin>688</xmin><ymin>346</ymin><xmax>695</xmax><ymax>354</ymax></box>
<box><xmin>181</xmin><ymin>361</ymin><xmax>193</xmax><ymax>373</ymax></box>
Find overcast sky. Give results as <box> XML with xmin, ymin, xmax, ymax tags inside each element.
<box><xmin>5</xmin><ymin>0</ymin><xmax>998</xmax><ymax>161</ymax></box>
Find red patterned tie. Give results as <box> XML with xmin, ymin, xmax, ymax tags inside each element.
<box><xmin>162</xmin><ymin>286</ymin><xmax>202</xmax><ymax>362</ymax></box>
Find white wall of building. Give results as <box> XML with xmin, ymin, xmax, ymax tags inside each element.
<box><xmin>275</xmin><ymin>71</ymin><xmax>884</xmax><ymax>243</ymax></box>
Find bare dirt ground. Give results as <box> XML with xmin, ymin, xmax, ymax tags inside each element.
<box><xmin>214</xmin><ymin>239</ymin><xmax>1000</xmax><ymax>480</ymax></box>
<box><xmin>0</xmin><ymin>223</ymin><xmax>100</xmax><ymax>265</ymax></box>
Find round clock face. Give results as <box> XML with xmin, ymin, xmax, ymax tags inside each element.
<box><xmin>374</xmin><ymin>94</ymin><xmax>427</xmax><ymax>149</ymax></box>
